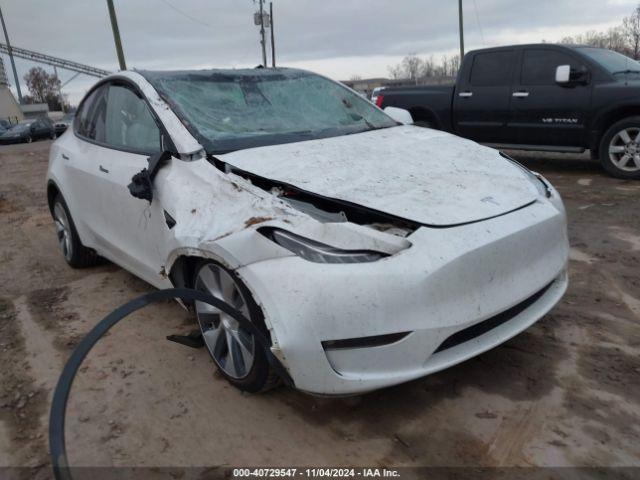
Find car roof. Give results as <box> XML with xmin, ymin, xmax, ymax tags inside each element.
<box><xmin>467</xmin><ymin>43</ymin><xmax>588</xmax><ymax>55</ymax></box>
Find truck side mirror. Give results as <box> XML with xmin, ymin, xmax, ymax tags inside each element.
<box><xmin>384</xmin><ymin>107</ymin><xmax>414</xmax><ymax>125</ymax></box>
<box><xmin>555</xmin><ymin>65</ymin><xmax>571</xmax><ymax>84</ymax></box>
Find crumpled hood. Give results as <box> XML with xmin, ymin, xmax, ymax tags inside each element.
<box><xmin>219</xmin><ymin>125</ymin><xmax>539</xmax><ymax>226</ymax></box>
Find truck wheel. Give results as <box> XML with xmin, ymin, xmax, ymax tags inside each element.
<box><xmin>599</xmin><ymin>117</ymin><xmax>640</xmax><ymax>179</ymax></box>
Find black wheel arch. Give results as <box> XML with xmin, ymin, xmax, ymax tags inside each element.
<box><xmin>408</xmin><ymin>106</ymin><xmax>441</xmax><ymax>129</ymax></box>
<box><xmin>592</xmin><ymin>104</ymin><xmax>640</xmax><ymax>151</ymax></box>
<box><xmin>47</xmin><ymin>180</ymin><xmax>61</xmax><ymax>216</ymax></box>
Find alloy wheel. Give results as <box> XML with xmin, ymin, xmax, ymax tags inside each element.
<box><xmin>53</xmin><ymin>203</ymin><xmax>73</xmax><ymax>261</ymax></box>
<box><xmin>609</xmin><ymin>127</ymin><xmax>640</xmax><ymax>172</ymax></box>
<box><xmin>194</xmin><ymin>263</ymin><xmax>256</xmax><ymax>379</ymax></box>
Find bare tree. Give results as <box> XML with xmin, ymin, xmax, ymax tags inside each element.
<box><xmin>624</xmin><ymin>5</ymin><xmax>640</xmax><ymax>59</ymax></box>
<box><xmin>401</xmin><ymin>54</ymin><xmax>424</xmax><ymax>84</ymax></box>
<box><xmin>387</xmin><ymin>53</ymin><xmax>458</xmax><ymax>83</ymax></box>
<box><xmin>387</xmin><ymin>64</ymin><xmax>404</xmax><ymax>80</ymax></box>
<box><xmin>557</xmin><ymin>4</ymin><xmax>640</xmax><ymax>57</ymax></box>
<box><xmin>605</xmin><ymin>27</ymin><xmax>629</xmax><ymax>55</ymax></box>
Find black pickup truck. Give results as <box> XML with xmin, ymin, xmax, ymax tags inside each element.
<box><xmin>378</xmin><ymin>43</ymin><xmax>640</xmax><ymax>179</ymax></box>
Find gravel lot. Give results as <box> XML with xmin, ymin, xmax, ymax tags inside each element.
<box><xmin>0</xmin><ymin>140</ymin><xmax>638</xmax><ymax>476</ymax></box>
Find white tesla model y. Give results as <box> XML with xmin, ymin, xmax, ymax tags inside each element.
<box><xmin>47</xmin><ymin>68</ymin><xmax>568</xmax><ymax>395</ymax></box>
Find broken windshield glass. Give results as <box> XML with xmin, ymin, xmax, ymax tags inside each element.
<box><xmin>142</xmin><ymin>69</ymin><xmax>397</xmax><ymax>153</ymax></box>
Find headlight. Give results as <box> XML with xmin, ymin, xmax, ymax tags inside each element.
<box><xmin>499</xmin><ymin>152</ymin><xmax>565</xmax><ymax>214</ymax></box>
<box><xmin>500</xmin><ymin>152</ymin><xmax>551</xmax><ymax>198</ymax></box>
<box><xmin>259</xmin><ymin>228</ymin><xmax>388</xmax><ymax>263</ymax></box>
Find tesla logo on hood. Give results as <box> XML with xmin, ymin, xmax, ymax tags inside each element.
<box><xmin>481</xmin><ymin>196</ymin><xmax>500</xmax><ymax>206</ymax></box>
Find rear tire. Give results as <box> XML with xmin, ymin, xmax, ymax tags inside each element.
<box><xmin>52</xmin><ymin>194</ymin><xmax>100</xmax><ymax>268</ymax></box>
<box><xmin>599</xmin><ymin>117</ymin><xmax>640</xmax><ymax>179</ymax></box>
<box><xmin>192</xmin><ymin>260</ymin><xmax>280</xmax><ymax>393</ymax></box>
<box><xmin>26</xmin><ymin>136</ymin><xmax>32</xmax><ymax>144</ymax></box>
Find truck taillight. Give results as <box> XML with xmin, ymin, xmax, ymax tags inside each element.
<box><xmin>375</xmin><ymin>95</ymin><xmax>384</xmax><ymax>107</ymax></box>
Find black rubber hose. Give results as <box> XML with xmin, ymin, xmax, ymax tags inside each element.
<box><xmin>49</xmin><ymin>288</ymin><xmax>292</xmax><ymax>480</ymax></box>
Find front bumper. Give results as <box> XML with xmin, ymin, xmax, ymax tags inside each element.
<box><xmin>237</xmin><ymin>199</ymin><xmax>569</xmax><ymax>395</ymax></box>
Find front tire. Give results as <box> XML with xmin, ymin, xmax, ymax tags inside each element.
<box><xmin>192</xmin><ymin>260</ymin><xmax>279</xmax><ymax>393</ymax></box>
<box><xmin>26</xmin><ymin>136</ymin><xmax>32</xmax><ymax>144</ymax></box>
<box><xmin>599</xmin><ymin>117</ymin><xmax>640</xmax><ymax>179</ymax></box>
<box><xmin>52</xmin><ymin>194</ymin><xmax>99</xmax><ymax>268</ymax></box>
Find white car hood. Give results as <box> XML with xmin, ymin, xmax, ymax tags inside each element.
<box><xmin>219</xmin><ymin>125</ymin><xmax>539</xmax><ymax>226</ymax></box>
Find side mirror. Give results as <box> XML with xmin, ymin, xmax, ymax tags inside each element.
<box><xmin>384</xmin><ymin>107</ymin><xmax>413</xmax><ymax>125</ymax></box>
<box><xmin>128</xmin><ymin>150</ymin><xmax>174</xmax><ymax>203</ymax></box>
<box><xmin>555</xmin><ymin>65</ymin><xmax>571</xmax><ymax>84</ymax></box>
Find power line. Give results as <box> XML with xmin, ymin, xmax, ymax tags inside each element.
<box><xmin>472</xmin><ymin>0</ymin><xmax>486</xmax><ymax>46</ymax></box>
<box><xmin>158</xmin><ymin>0</ymin><xmax>216</xmax><ymax>29</ymax></box>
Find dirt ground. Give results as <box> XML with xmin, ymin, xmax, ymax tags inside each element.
<box><xmin>0</xmin><ymin>140</ymin><xmax>638</xmax><ymax>476</ymax></box>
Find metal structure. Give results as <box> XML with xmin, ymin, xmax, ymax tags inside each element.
<box><xmin>0</xmin><ymin>43</ymin><xmax>110</xmax><ymax>78</ymax></box>
<box><xmin>258</xmin><ymin>0</ymin><xmax>268</xmax><ymax>67</ymax></box>
<box><xmin>0</xmin><ymin>57</ymin><xmax>7</xmax><ymax>86</ymax></box>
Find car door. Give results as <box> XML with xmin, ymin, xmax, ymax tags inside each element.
<box><xmin>92</xmin><ymin>82</ymin><xmax>170</xmax><ymax>284</ymax></box>
<box><xmin>509</xmin><ymin>47</ymin><xmax>592</xmax><ymax>147</ymax></box>
<box><xmin>60</xmin><ymin>84</ymin><xmax>111</xmax><ymax>250</ymax></box>
<box><xmin>453</xmin><ymin>49</ymin><xmax>517</xmax><ymax>143</ymax></box>
<box><xmin>30</xmin><ymin>119</ymin><xmax>45</xmax><ymax>139</ymax></box>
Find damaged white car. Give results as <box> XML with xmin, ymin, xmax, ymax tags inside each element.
<box><xmin>47</xmin><ymin>68</ymin><xmax>568</xmax><ymax>395</ymax></box>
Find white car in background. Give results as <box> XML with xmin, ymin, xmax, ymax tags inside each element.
<box><xmin>46</xmin><ymin>68</ymin><xmax>568</xmax><ymax>395</ymax></box>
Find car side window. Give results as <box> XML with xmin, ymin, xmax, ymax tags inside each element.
<box><xmin>75</xmin><ymin>85</ymin><xmax>108</xmax><ymax>141</ymax></box>
<box><xmin>521</xmin><ymin>49</ymin><xmax>582</xmax><ymax>85</ymax></box>
<box><xmin>104</xmin><ymin>84</ymin><xmax>161</xmax><ymax>153</ymax></box>
<box><xmin>469</xmin><ymin>51</ymin><xmax>515</xmax><ymax>86</ymax></box>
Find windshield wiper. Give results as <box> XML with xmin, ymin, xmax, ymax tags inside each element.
<box><xmin>612</xmin><ymin>69</ymin><xmax>640</xmax><ymax>75</ymax></box>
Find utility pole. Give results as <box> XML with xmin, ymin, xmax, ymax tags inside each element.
<box><xmin>106</xmin><ymin>0</ymin><xmax>127</xmax><ymax>70</ymax></box>
<box><xmin>0</xmin><ymin>5</ymin><xmax>22</xmax><ymax>104</ymax></box>
<box><xmin>458</xmin><ymin>0</ymin><xmax>465</xmax><ymax>60</ymax></box>
<box><xmin>54</xmin><ymin>65</ymin><xmax>61</xmax><ymax>111</ymax></box>
<box><xmin>270</xmin><ymin>2</ymin><xmax>276</xmax><ymax>67</ymax></box>
<box><xmin>258</xmin><ymin>0</ymin><xmax>267</xmax><ymax>67</ymax></box>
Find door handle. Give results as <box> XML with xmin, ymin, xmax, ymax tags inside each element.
<box><xmin>512</xmin><ymin>91</ymin><xmax>530</xmax><ymax>98</ymax></box>
<box><xmin>61</xmin><ymin>153</ymin><xmax>69</xmax><ymax>160</ymax></box>
<box><xmin>458</xmin><ymin>91</ymin><xmax>473</xmax><ymax>98</ymax></box>
<box><xmin>99</xmin><ymin>165</ymin><xmax>110</xmax><ymax>174</ymax></box>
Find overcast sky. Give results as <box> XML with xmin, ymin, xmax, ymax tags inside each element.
<box><xmin>1</xmin><ymin>0</ymin><xmax>637</xmax><ymax>105</ymax></box>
